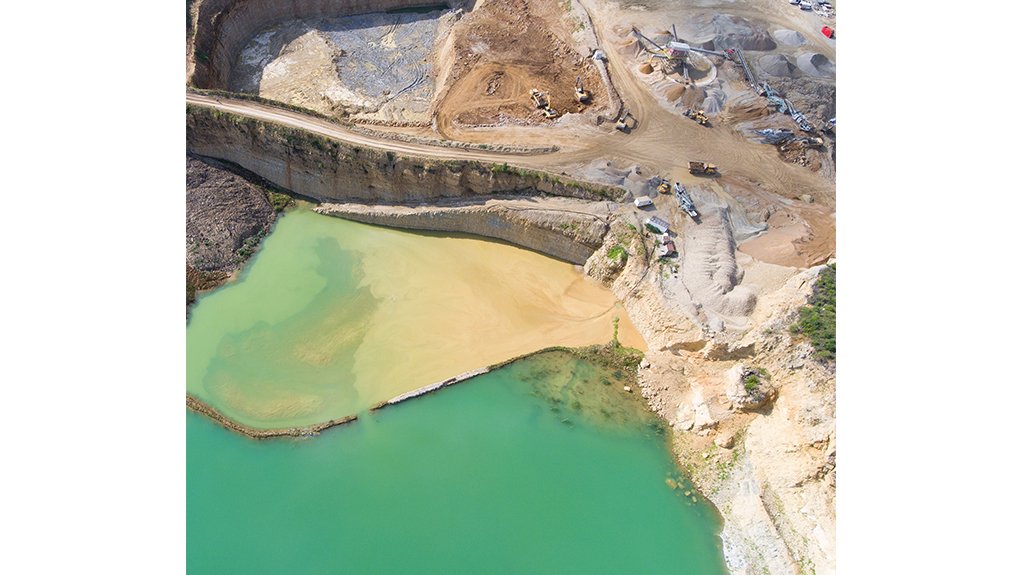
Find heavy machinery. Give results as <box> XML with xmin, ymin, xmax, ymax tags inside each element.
<box><xmin>688</xmin><ymin>161</ymin><xmax>718</xmax><ymax>176</ymax></box>
<box><xmin>529</xmin><ymin>88</ymin><xmax>558</xmax><ymax>119</ymax></box>
<box><xmin>683</xmin><ymin>108</ymin><xmax>709</xmax><ymax>126</ymax></box>
<box><xmin>529</xmin><ymin>88</ymin><xmax>549</xmax><ymax>109</ymax></box>
<box><xmin>574</xmin><ymin>76</ymin><xmax>590</xmax><ymax>104</ymax></box>
<box><xmin>673</xmin><ymin>183</ymin><xmax>699</xmax><ymax>219</ymax></box>
<box><xmin>614</xmin><ymin>110</ymin><xmax>633</xmax><ymax>132</ymax></box>
<box><xmin>647</xmin><ymin>176</ymin><xmax>670</xmax><ymax>195</ymax></box>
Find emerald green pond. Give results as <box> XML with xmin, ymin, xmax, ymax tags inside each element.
<box><xmin>188</xmin><ymin>351</ymin><xmax>728</xmax><ymax>574</ymax></box>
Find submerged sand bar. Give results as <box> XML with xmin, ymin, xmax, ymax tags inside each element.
<box><xmin>187</xmin><ymin>209</ymin><xmax>645</xmax><ymax>430</ymax></box>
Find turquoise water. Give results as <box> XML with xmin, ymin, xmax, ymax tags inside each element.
<box><xmin>188</xmin><ymin>351</ymin><xmax>728</xmax><ymax>574</ymax></box>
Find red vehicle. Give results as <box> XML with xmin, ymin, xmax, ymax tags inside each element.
<box><xmin>821</xmin><ymin>26</ymin><xmax>835</xmax><ymax>39</ymax></box>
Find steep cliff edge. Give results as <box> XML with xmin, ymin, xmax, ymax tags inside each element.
<box><xmin>315</xmin><ymin>196</ymin><xmax>610</xmax><ymax>264</ymax></box>
<box><xmin>585</xmin><ymin>229</ymin><xmax>836</xmax><ymax>575</ymax></box>
<box><xmin>186</xmin><ymin>105</ymin><xmax>625</xmax><ymax>206</ymax></box>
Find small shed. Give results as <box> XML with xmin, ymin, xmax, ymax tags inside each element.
<box><xmin>645</xmin><ymin>216</ymin><xmax>670</xmax><ymax>234</ymax></box>
<box><xmin>634</xmin><ymin>196</ymin><xmax>653</xmax><ymax>208</ymax></box>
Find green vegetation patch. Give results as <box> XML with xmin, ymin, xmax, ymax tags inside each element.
<box><xmin>790</xmin><ymin>264</ymin><xmax>836</xmax><ymax>361</ymax></box>
<box><xmin>742</xmin><ymin>368</ymin><xmax>768</xmax><ymax>392</ymax></box>
<box><xmin>607</xmin><ymin>244</ymin><xmax>627</xmax><ymax>263</ymax></box>
<box><xmin>267</xmin><ymin>191</ymin><xmax>293</xmax><ymax>212</ymax></box>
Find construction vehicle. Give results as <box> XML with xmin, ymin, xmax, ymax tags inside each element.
<box><xmin>614</xmin><ymin>110</ymin><xmax>633</xmax><ymax>132</ymax></box>
<box><xmin>574</xmin><ymin>77</ymin><xmax>590</xmax><ymax>104</ymax></box>
<box><xmin>683</xmin><ymin>108</ymin><xmax>709</xmax><ymax>126</ymax></box>
<box><xmin>529</xmin><ymin>88</ymin><xmax>549</xmax><ymax>109</ymax></box>
<box><xmin>673</xmin><ymin>183</ymin><xmax>699</xmax><ymax>219</ymax></box>
<box><xmin>688</xmin><ymin>161</ymin><xmax>718</xmax><ymax>176</ymax></box>
<box><xmin>542</xmin><ymin>106</ymin><xmax>560</xmax><ymax>119</ymax></box>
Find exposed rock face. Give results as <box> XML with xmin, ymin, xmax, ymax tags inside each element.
<box><xmin>587</xmin><ymin>235</ymin><xmax>835</xmax><ymax>575</ymax></box>
<box><xmin>725</xmin><ymin>364</ymin><xmax>777</xmax><ymax>411</ymax></box>
<box><xmin>315</xmin><ymin>197</ymin><xmax>608</xmax><ymax>264</ymax></box>
<box><xmin>188</xmin><ymin>0</ymin><xmax>454</xmax><ymax>89</ymax></box>
<box><xmin>186</xmin><ymin>106</ymin><xmax>624</xmax><ymax>206</ymax></box>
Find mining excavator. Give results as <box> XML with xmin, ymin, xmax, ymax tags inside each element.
<box><xmin>529</xmin><ymin>88</ymin><xmax>559</xmax><ymax>119</ymax></box>
<box><xmin>688</xmin><ymin>161</ymin><xmax>718</xmax><ymax>176</ymax></box>
<box><xmin>646</xmin><ymin>176</ymin><xmax>670</xmax><ymax>195</ymax></box>
<box><xmin>615</xmin><ymin>110</ymin><xmax>633</xmax><ymax>131</ymax></box>
<box><xmin>574</xmin><ymin>76</ymin><xmax>590</xmax><ymax>104</ymax></box>
<box><xmin>683</xmin><ymin>108</ymin><xmax>709</xmax><ymax>126</ymax></box>
<box><xmin>529</xmin><ymin>88</ymin><xmax>549</xmax><ymax>108</ymax></box>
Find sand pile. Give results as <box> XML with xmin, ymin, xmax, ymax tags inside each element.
<box><xmin>687</xmin><ymin>14</ymin><xmax>777</xmax><ymax>52</ymax></box>
<box><xmin>772</xmin><ymin>29</ymin><xmax>806</xmax><ymax>46</ymax></box>
<box><xmin>701</xmin><ymin>87</ymin><xmax>726</xmax><ymax>114</ymax></box>
<box><xmin>617</xmin><ymin>37</ymin><xmax>643</xmax><ymax>58</ymax></box>
<box><xmin>639</xmin><ymin>62</ymin><xmax>654</xmax><ymax>74</ymax></box>
<box><xmin>758</xmin><ymin>54</ymin><xmax>798</xmax><ymax>78</ymax></box>
<box><xmin>676</xmin><ymin>194</ymin><xmax>757</xmax><ymax>327</ymax></box>
<box><xmin>797</xmin><ymin>53</ymin><xmax>836</xmax><ymax>77</ymax></box>
<box><xmin>665</xmin><ymin>84</ymin><xmax>686</xmax><ymax>102</ymax></box>
<box><xmin>682</xmin><ymin>85</ymin><xmax>707</xmax><ymax>109</ymax></box>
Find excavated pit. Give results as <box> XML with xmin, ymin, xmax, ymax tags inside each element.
<box><xmin>228</xmin><ymin>8</ymin><xmax>455</xmax><ymax>121</ymax></box>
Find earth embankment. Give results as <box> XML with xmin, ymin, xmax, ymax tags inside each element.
<box><xmin>316</xmin><ymin>196</ymin><xmax>611</xmax><ymax>265</ymax></box>
<box><xmin>186</xmin><ymin>105</ymin><xmax>626</xmax><ymax>205</ymax></box>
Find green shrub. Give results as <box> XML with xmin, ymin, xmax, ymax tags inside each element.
<box><xmin>790</xmin><ymin>264</ymin><xmax>836</xmax><ymax>361</ymax></box>
<box><xmin>607</xmin><ymin>244</ymin><xmax>627</xmax><ymax>262</ymax></box>
<box><xmin>268</xmin><ymin>192</ymin><xmax>292</xmax><ymax>212</ymax></box>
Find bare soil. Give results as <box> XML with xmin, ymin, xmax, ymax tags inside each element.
<box><xmin>186</xmin><ymin>155</ymin><xmax>278</xmax><ymax>303</ymax></box>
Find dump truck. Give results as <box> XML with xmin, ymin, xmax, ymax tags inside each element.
<box><xmin>683</xmin><ymin>108</ymin><xmax>709</xmax><ymax>126</ymax></box>
<box><xmin>574</xmin><ymin>77</ymin><xmax>590</xmax><ymax>104</ymax></box>
<box><xmin>688</xmin><ymin>161</ymin><xmax>718</xmax><ymax>175</ymax></box>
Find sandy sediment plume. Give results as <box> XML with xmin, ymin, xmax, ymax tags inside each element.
<box><xmin>315</xmin><ymin>195</ymin><xmax>610</xmax><ymax>265</ymax></box>
<box><xmin>187</xmin><ymin>394</ymin><xmax>358</xmax><ymax>439</ymax></box>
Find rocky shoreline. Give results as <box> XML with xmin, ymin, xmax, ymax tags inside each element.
<box><xmin>186</xmin><ymin>394</ymin><xmax>358</xmax><ymax>439</ymax></box>
<box><xmin>186</xmin><ymin>111</ymin><xmax>834</xmax><ymax>575</ymax></box>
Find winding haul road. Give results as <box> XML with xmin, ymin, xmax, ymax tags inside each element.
<box><xmin>187</xmin><ymin>0</ymin><xmax>835</xmax><ymax>214</ymax></box>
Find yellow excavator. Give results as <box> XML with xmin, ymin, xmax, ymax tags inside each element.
<box><xmin>683</xmin><ymin>108</ymin><xmax>709</xmax><ymax>126</ymax></box>
<box><xmin>530</xmin><ymin>88</ymin><xmax>559</xmax><ymax>119</ymax></box>
<box><xmin>530</xmin><ymin>88</ymin><xmax>549</xmax><ymax>108</ymax></box>
<box><xmin>574</xmin><ymin>76</ymin><xmax>590</xmax><ymax>104</ymax></box>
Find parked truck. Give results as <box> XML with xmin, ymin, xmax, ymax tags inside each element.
<box><xmin>688</xmin><ymin>161</ymin><xmax>719</xmax><ymax>176</ymax></box>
